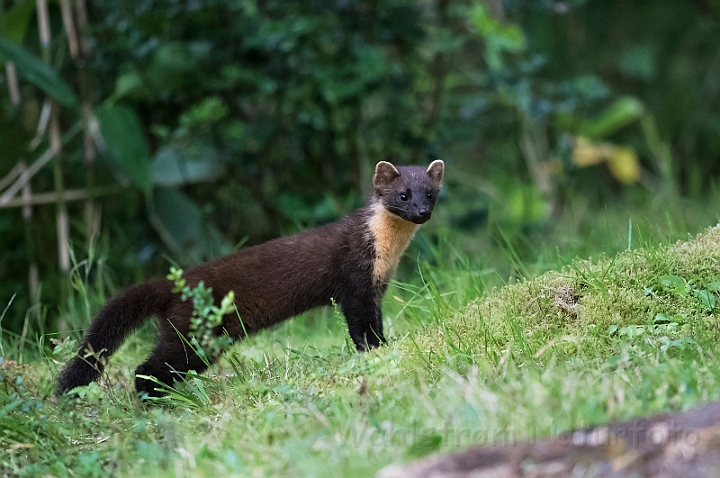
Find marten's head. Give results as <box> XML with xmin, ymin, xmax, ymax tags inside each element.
<box><xmin>373</xmin><ymin>160</ymin><xmax>444</xmax><ymax>224</ymax></box>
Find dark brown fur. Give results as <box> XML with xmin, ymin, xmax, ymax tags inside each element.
<box><xmin>58</xmin><ymin>160</ymin><xmax>444</xmax><ymax>397</ymax></box>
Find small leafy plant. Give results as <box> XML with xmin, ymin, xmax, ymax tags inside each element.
<box><xmin>166</xmin><ymin>267</ymin><xmax>237</xmax><ymax>365</ymax></box>
<box><xmin>656</xmin><ymin>275</ymin><xmax>719</xmax><ymax>312</ymax></box>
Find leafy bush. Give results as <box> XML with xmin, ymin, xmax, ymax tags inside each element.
<box><xmin>1</xmin><ymin>0</ymin><xmax>720</xmax><ymax>336</ymax></box>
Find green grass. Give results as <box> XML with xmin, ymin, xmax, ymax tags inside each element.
<box><xmin>2</xmin><ymin>199</ymin><xmax>720</xmax><ymax>477</ymax></box>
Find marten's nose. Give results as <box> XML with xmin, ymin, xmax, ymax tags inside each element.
<box><xmin>418</xmin><ymin>208</ymin><xmax>429</xmax><ymax>217</ymax></box>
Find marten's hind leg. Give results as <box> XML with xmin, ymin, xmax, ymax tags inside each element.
<box><xmin>134</xmin><ymin>334</ymin><xmax>208</xmax><ymax>398</ymax></box>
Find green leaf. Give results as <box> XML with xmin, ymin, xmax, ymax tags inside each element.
<box><xmin>179</xmin><ymin>96</ymin><xmax>229</xmax><ymax>126</ymax></box>
<box><xmin>658</xmin><ymin>275</ymin><xmax>690</xmax><ymax>295</ymax></box>
<box><xmin>579</xmin><ymin>97</ymin><xmax>644</xmax><ymax>140</ymax></box>
<box><xmin>152</xmin><ymin>187</ymin><xmax>204</xmax><ymax>252</ymax></box>
<box><xmin>618</xmin><ymin>325</ymin><xmax>645</xmax><ymax>338</ymax></box>
<box><xmin>112</xmin><ymin>71</ymin><xmax>145</xmax><ymax>99</ymax></box>
<box><xmin>619</xmin><ymin>45</ymin><xmax>657</xmax><ymax>81</ymax></box>
<box><xmin>0</xmin><ymin>0</ymin><xmax>36</xmax><ymax>44</ymax></box>
<box><xmin>706</xmin><ymin>281</ymin><xmax>720</xmax><ymax>293</ymax></box>
<box><xmin>653</xmin><ymin>313</ymin><xmax>686</xmax><ymax>325</ymax></box>
<box><xmin>0</xmin><ymin>37</ymin><xmax>77</xmax><ymax>107</ymax></box>
<box><xmin>96</xmin><ymin>105</ymin><xmax>152</xmax><ymax>192</ymax></box>
<box><xmin>151</xmin><ymin>142</ymin><xmax>223</xmax><ymax>186</ymax></box>
<box><xmin>695</xmin><ymin>290</ymin><xmax>716</xmax><ymax>312</ymax></box>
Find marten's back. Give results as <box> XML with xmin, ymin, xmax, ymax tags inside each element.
<box><xmin>177</xmin><ymin>207</ymin><xmax>376</xmax><ymax>332</ymax></box>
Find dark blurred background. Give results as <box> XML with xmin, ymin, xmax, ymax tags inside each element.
<box><xmin>1</xmin><ymin>0</ymin><xmax>719</xmax><ymax>336</ymax></box>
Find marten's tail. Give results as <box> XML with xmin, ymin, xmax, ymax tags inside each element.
<box><xmin>57</xmin><ymin>281</ymin><xmax>171</xmax><ymax>394</ymax></box>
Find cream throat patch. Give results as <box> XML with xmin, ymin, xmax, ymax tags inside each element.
<box><xmin>367</xmin><ymin>202</ymin><xmax>419</xmax><ymax>284</ymax></box>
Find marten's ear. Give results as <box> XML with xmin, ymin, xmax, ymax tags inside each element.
<box><xmin>374</xmin><ymin>161</ymin><xmax>400</xmax><ymax>188</ymax></box>
<box><xmin>426</xmin><ymin>159</ymin><xmax>444</xmax><ymax>184</ymax></box>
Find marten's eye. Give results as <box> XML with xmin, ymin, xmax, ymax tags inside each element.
<box><xmin>427</xmin><ymin>191</ymin><xmax>434</xmax><ymax>200</ymax></box>
<box><xmin>399</xmin><ymin>193</ymin><xmax>409</xmax><ymax>202</ymax></box>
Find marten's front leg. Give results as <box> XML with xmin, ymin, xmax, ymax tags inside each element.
<box><xmin>340</xmin><ymin>293</ymin><xmax>381</xmax><ymax>351</ymax></box>
<box><xmin>368</xmin><ymin>303</ymin><xmax>386</xmax><ymax>347</ymax></box>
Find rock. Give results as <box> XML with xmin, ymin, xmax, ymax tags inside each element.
<box><xmin>377</xmin><ymin>402</ymin><xmax>720</xmax><ymax>478</ymax></box>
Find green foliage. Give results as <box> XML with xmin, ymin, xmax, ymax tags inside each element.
<box><xmin>0</xmin><ymin>37</ymin><xmax>77</xmax><ymax>107</ymax></box>
<box><xmin>577</xmin><ymin>97</ymin><xmax>645</xmax><ymax>140</ymax></box>
<box><xmin>167</xmin><ymin>266</ymin><xmax>236</xmax><ymax>364</ymax></box>
<box><xmin>95</xmin><ymin>105</ymin><xmax>152</xmax><ymax>193</ymax></box>
<box><xmin>0</xmin><ymin>369</ymin><xmax>66</xmax><ymax>451</ymax></box>
<box><xmin>2</xmin><ymin>0</ymin><xmax>720</xmax><ymax>341</ymax></box>
<box><xmin>0</xmin><ymin>0</ymin><xmax>36</xmax><ymax>45</ymax></box>
<box><xmin>471</xmin><ymin>2</ymin><xmax>526</xmax><ymax>73</ymax></box>
<box><xmin>151</xmin><ymin>187</ymin><xmax>231</xmax><ymax>261</ymax></box>
<box><xmin>656</xmin><ymin>275</ymin><xmax>718</xmax><ymax>312</ymax></box>
<box><xmin>93</xmin><ymin>0</ymin><xmax>427</xmax><ymax>194</ymax></box>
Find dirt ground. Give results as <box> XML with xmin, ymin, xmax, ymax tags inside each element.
<box><xmin>377</xmin><ymin>402</ymin><xmax>720</xmax><ymax>478</ymax></box>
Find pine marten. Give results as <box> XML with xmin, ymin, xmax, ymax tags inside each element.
<box><xmin>58</xmin><ymin>160</ymin><xmax>444</xmax><ymax>397</ymax></box>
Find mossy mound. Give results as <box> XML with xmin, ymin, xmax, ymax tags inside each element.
<box><xmin>405</xmin><ymin>225</ymin><xmax>720</xmax><ymax>367</ymax></box>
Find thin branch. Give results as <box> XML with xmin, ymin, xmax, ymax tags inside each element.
<box><xmin>56</xmin><ymin>206</ymin><xmax>70</xmax><ymax>273</ymax></box>
<box><xmin>5</xmin><ymin>63</ymin><xmax>20</xmax><ymax>106</ymax></box>
<box><xmin>20</xmin><ymin>162</ymin><xmax>32</xmax><ymax>220</ymax></box>
<box><xmin>58</xmin><ymin>0</ymin><xmax>79</xmax><ymax>60</ymax></box>
<box><xmin>29</xmin><ymin>99</ymin><xmax>52</xmax><ymax>150</ymax></box>
<box><xmin>0</xmin><ymin>121</ymin><xmax>82</xmax><ymax>206</ymax></box>
<box><xmin>74</xmin><ymin>3</ymin><xmax>93</xmax><ymax>61</ymax></box>
<box><xmin>0</xmin><ymin>185</ymin><xmax>124</xmax><ymax>209</ymax></box>
<box><xmin>71</xmin><ymin>0</ymin><xmax>100</xmax><ymax>241</ymax></box>
<box><xmin>0</xmin><ymin>149</ymin><xmax>54</xmax><ymax>206</ymax></box>
<box><xmin>36</xmin><ymin>0</ymin><xmax>51</xmax><ymax>51</ymax></box>
<box><xmin>0</xmin><ymin>162</ymin><xmax>24</xmax><ymax>192</ymax></box>
<box><xmin>0</xmin><ymin>294</ymin><xmax>17</xmax><ymax>358</ymax></box>
<box><xmin>49</xmin><ymin>104</ymin><xmax>70</xmax><ymax>275</ymax></box>
<box><xmin>20</xmin><ymin>162</ymin><xmax>39</xmax><ymax>311</ymax></box>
